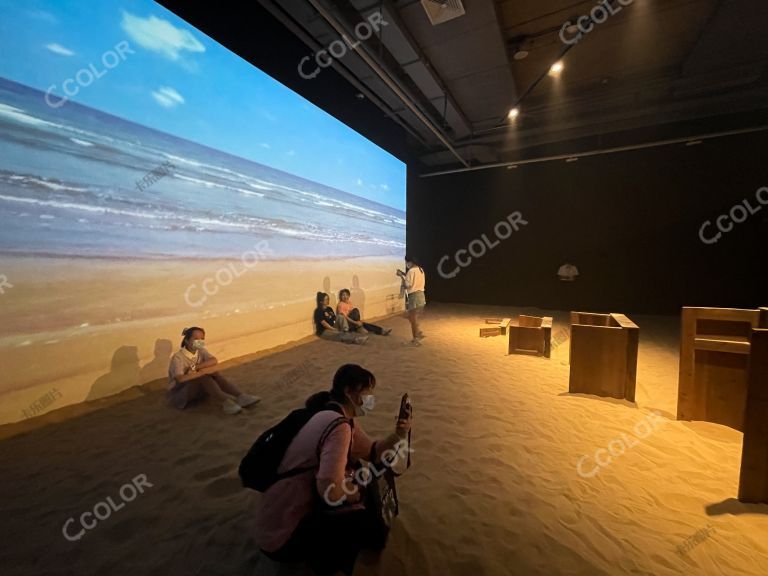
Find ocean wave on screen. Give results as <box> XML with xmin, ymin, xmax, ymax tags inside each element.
<box><xmin>172</xmin><ymin>173</ymin><xmax>265</xmax><ymax>198</ymax></box>
<box><xmin>0</xmin><ymin>102</ymin><xmax>112</xmax><ymax>144</ymax></box>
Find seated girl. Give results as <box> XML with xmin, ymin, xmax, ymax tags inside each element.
<box><xmin>336</xmin><ymin>289</ymin><xmax>391</xmax><ymax>336</ymax></box>
<box><xmin>167</xmin><ymin>326</ymin><xmax>260</xmax><ymax>415</ymax></box>
<box><xmin>314</xmin><ymin>292</ymin><xmax>368</xmax><ymax>345</ymax></box>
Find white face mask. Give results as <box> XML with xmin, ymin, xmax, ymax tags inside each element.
<box><xmin>192</xmin><ymin>339</ymin><xmax>206</xmax><ymax>350</ymax></box>
<box><xmin>349</xmin><ymin>393</ymin><xmax>375</xmax><ymax>417</ymax></box>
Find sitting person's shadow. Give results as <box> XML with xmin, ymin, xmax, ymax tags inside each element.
<box><xmin>87</xmin><ymin>346</ymin><xmax>140</xmax><ymax>401</ymax></box>
<box><xmin>140</xmin><ymin>338</ymin><xmax>173</xmax><ymax>384</ymax></box>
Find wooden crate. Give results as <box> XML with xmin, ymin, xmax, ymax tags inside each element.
<box><xmin>507</xmin><ymin>315</ymin><xmax>553</xmax><ymax>358</ymax></box>
<box><xmin>568</xmin><ymin>312</ymin><xmax>639</xmax><ymax>401</ymax></box>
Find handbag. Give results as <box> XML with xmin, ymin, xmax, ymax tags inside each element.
<box><xmin>360</xmin><ymin>445</ymin><xmax>399</xmax><ymax>550</ymax></box>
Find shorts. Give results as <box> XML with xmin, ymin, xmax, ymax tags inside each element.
<box><xmin>405</xmin><ymin>290</ymin><xmax>426</xmax><ymax>311</ymax></box>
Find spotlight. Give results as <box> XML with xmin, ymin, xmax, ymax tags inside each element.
<box><xmin>507</xmin><ymin>107</ymin><xmax>520</xmax><ymax>121</ymax></box>
<box><xmin>549</xmin><ymin>61</ymin><xmax>564</xmax><ymax>76</ymax></box>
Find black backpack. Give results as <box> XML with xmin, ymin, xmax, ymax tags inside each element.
<box><xmin>239</xmin><ymin>404</ymin><xmax>348</xmax><ymax>492</ymax></box>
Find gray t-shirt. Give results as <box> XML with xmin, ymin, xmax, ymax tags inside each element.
<box><xmin>168</xmin><ymin>347</ymin><xmax>214</xmax><ymax>389</ymax></box>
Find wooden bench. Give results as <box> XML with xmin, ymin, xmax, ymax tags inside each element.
<box><xmin>507</xmin><ymin>315</ymin><xmax>553</xmax><ymax>357</ymax></box>
<box><xmin>568</xmin><ymin>312</ymin><xmax>639</xmax><ymax>401</ymax></box>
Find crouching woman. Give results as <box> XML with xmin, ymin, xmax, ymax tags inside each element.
<box><xmin>253</xmin><ymin>364</ymin><xmax>411</xmax><ymax>575</ymax></box>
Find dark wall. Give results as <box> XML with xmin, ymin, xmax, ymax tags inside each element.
<box><xmin>408</xmin><ymin>131</ymin><xmax>768</xmax><ymax>315</ymax></box>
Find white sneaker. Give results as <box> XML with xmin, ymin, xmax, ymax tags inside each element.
<box><xmin>222</xmin><ymin>399</ymin><xmax>242</xmax><ymax>415</ymax></box>
<box><xmin>237</xmin><ymin>394</ymin><xmax>261</xmax><ymax>407</ymax></box>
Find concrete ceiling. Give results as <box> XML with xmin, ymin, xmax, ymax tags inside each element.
<box><xmin>168</xmin><ymin>0</ymin><xmax>768</xmax><ymax>171</ymax></box>
<box><xmin>260</xmin><ymin>0</ymin><xmax>768</xmax><ymax>169</ymax></box>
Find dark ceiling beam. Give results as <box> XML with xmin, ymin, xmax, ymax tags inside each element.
<box><xmin>303</xmin><ymin>0</ymin><xmax>470</xmax><ymax>166</ymax></box>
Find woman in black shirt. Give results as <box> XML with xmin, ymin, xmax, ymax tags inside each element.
<box><xmin>314</xmin><ymin>292</ymin><xmax>368</xmax><ymax>345</ymax></box>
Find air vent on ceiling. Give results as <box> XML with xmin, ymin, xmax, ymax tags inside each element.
<box><xmin>421</xmin><ymin>0</ymin><xmax>465</xmax><ymax>26</ymax></box>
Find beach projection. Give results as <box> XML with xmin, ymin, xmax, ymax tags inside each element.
<box><xmin>0</xmin><ymin>0</ymin><xmax>406</xmax><ymax>423</ymax></box>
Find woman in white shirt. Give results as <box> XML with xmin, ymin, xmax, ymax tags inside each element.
<box><xmin>167</xmin><ymin>326</ymin><xmax>260</xmax><ymax>414</ymax></box>
<box><xmin>397</xmin><ymin>255</ymin><xmax>426</xmax><ymax>346</ymax></box>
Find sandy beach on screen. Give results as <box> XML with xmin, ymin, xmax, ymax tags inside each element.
<box><xmin>1</xmin><ymin>303</ymin><xmax>767</xmax><ymax>576</ymax></box>
<box><xmin>0</xmin><ymin>254</ymin><xmax>402</xmax><ymax>424</ymax></box>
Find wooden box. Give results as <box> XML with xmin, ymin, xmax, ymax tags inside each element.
<box><xmin>677</xmin><ymin>307</ymin><xmax>761</xmax><ymax>431</ymax></box>
<box><xmin>507</xmin><ymin>315</ymin><xmax>553</xmax><ymax>357</ymax></box>
<box><xmin>568</xmin><ymin>312</ymin><xmax>639</xmax><ymax>401</ymax></box>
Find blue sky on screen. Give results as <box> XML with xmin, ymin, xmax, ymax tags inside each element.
<box><xmin>0</xmin><ymin>0</ymin><xmax>405</xmax><ymax>210</ymax></box>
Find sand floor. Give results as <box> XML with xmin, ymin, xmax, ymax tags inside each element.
<box><xmin>1</xmin><ymin>303</ymin><xmax>767</xmax><ymax>576</ymax></box>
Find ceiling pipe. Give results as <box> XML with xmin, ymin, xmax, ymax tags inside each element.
<box><xmin>304</xmin><ymin>0</ymin><xmax>470</xmax><ymax>167</ymax></box>
<box><xmin>257</xmin><ymin>0</ymin><xmax>429</xmax><ymax>149</ymax></box>
<box><xmin>419</xmin><ymin>125</ymin><xmax>768</xmax><ymax>177</ymax></box>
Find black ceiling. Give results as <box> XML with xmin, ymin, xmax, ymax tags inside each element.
<box><xmin>157</xmin><ymin>0</ymin><xmax>768</xmax><ymax>172</ymax></box>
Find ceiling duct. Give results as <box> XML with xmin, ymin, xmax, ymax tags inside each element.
<box><xmin>421</xmin><ymin>0</ymin><xmax>465</xmax><ymax>26</ymax></box>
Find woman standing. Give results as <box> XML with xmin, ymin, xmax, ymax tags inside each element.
<box><xmin>397</xmin><ymin>255</ymin><xmax>426</xmax><ymax>346</ymax></box>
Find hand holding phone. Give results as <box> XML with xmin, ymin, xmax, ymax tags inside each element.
<box><xmin>398</xmin><ymin>393</ymin><xmax>412</xmax><ymax>421</ymax></box>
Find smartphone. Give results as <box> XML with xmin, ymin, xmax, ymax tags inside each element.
<box><xmin>398</xmin><ymin>393</ymin><xmax>412</xmax><ymax>420</ymax></box>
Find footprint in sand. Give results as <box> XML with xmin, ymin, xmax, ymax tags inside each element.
<box><xmin>174</xmin><ymin>454</ymin><xmax>199</xmax><ymax>466</ymax></box>
<box><xmin>203</xmin><ymin>476</ymin><xmax>243</xmax><ymax>498</ymax></box>
<box><xmin>193</xmin><ymin>464</ymin><xmax>233</xmax><ymax>482</ymax></box>
<box><xmin>104</xmin><ymin>516</ymin><xmax>148</xmax><ymax>543</ymax></box>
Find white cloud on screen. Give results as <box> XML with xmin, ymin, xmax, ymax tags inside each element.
<box><xmin>152</xmin><ymin>86</ymin><xmax>185</xmax><ymax>108</ymax></box>
<box><xmin>120</xmin><ymin>11</ymin><xmax>205</xmax><ymax>61</ymax></box>
<box><xmin>45</xmin><ymin>43</ymin><xmax>75</xmax><ymax>56</ymax></box>
<box><xmin>28</xmin><ymin>10</ymin><xmax>57</xmax><ymax>24</ymax></box>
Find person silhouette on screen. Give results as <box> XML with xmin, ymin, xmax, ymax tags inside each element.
<box><xmin>350</xmin><ymin>275</ymin><xmax>365</xmax><ymax>318</ymax></box>
<box><xmin>322</xmin><ymin>277</ymin><xmax>337</xmax><ymax>308</ymax></box>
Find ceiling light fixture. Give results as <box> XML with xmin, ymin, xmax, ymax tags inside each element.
<box><xmin>508</xmin><ymin>107</ymin><xmax>520</xmax><ymax>121</ymax></box>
